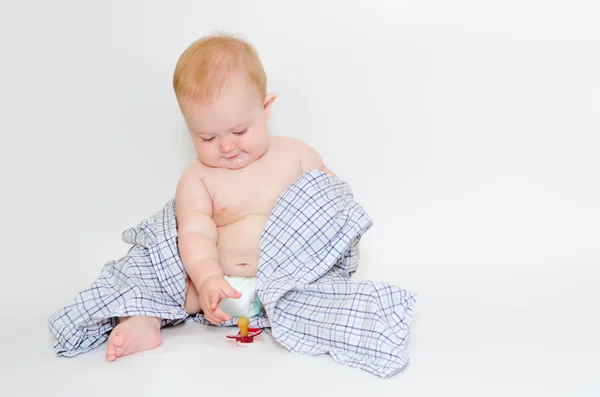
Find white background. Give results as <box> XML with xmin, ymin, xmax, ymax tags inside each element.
<box><xmin>0</xmin><ymin>0</ymin><xmax>599</xmax><ymax>395</ymax></box>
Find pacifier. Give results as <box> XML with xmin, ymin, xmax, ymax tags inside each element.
<box><xmin>226</xmin><ymin>316</ymin><xmax>262</xmax><ymax>346</ymax></box>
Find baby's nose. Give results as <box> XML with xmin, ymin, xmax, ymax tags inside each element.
<box><xmin>220</xmin><ymin>140</ymin><xmax>235</xmax><ymax>153</ymax></box>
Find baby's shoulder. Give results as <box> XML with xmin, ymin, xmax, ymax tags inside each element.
<box><xmin>182</xmin><ymin>157</ymin><xmax>206</xmax><ymax>176</ymax></box>
<box><xmin>177</xmin><ymin>158</ymin><xmax>210</xmax><ymax>189</ymax></box>
<box><xmin>269</xmin><ymin>136</ymin><xmax>324</xmax><ymax>172</ymax></box>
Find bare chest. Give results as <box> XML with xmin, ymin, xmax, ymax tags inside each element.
<box><xmin>204</xmin><ymin>152</ymin><xmax>303</xmax><ymax>226</ymax></box>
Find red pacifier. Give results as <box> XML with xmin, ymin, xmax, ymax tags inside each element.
<box><xmin>226</xmin><ymin>316</ymin><xmax>262</xmax><ymax>346</ymax></box>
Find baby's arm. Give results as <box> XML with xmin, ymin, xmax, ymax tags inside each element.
<box><xmin>175</xmin><ymin>166</ymin><xmax>240</xmax><ymax>324</ymax></box>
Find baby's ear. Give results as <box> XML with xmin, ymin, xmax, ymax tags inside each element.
<box><xmin>263</xmin><ymin>93</ymin><xmax>277</xmax><ymax>119</ymax></box>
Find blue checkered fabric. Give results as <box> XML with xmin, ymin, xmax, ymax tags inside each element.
<box><xmin>48</xmin><ymin>170</ymin><xmax>416</xmax><ymax>378</ymax></box>
<box><xmin>257</xmin><ymin>170</ymin><xmax>417</xmax><ymax>378</ymax></box>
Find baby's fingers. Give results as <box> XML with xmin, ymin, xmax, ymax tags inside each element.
<box><xmin>221</xmin><ymin>282</ymin><xmax>242</xmax><ymax>299</ymax></box>
<box><xmin>203</xmin><ymin>296</ymin><xmax>232</xmax><ymax>324</ymax></box>
<box><xmin>211</xmin><ymin>306</ymin><xmax>232</xmax><ymax>323</ymax></box>
<box><xmin>204</xmin><ymin>312</ymin><xmax>222</xmax><ymax>325</ymax></box>
<box><xmin>207</xmin><ymin>290</ymin><xmax>220</xmax><ymax>311</ymax></box>
<box><xmin>204</xmin><ymin>307</ymin><xmax>231</xmax><ymax>325</ymax></box>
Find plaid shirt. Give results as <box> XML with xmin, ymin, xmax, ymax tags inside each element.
<box><xmin>49</xmin><ymin>170</ymin><xmax>416</xmax><ymax>378</ymax></box>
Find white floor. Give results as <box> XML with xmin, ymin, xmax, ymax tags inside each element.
<box><xmin>2</xmin><ymin>268</ymin><xmax>598</xmax><ymax>397</ymax></box>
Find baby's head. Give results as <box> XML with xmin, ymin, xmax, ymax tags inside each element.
<box><xmin>173</xmin><ymin>34</ymin><xmax>276</xmax><ymax>170</ymax></box>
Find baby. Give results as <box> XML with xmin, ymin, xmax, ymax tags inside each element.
<box><xmin>105</xmin><ymin>34</ymin><xmax>333</xmax><ymax>361</ymax></box>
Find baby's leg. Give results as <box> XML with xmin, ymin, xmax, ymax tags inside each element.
<box><xmin>105</xmin><ymin>276</ymin><xmax>200</xmax><ymax>361</ymax></box>
<box><xmin>184</xmin><ymin>276</ymin><xmax>202</xmax><ymax>315</ymax></box>
<box><xmin>105</xmin><ymin>316</ymin><xmax>162</xmax><ymax>362</ymax></box>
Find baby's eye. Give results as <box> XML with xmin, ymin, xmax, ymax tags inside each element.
<box><xmin>233</xmin><ymin>128</ymin><xmax>247</xmax><ymax>135</ymax></box>
<box><xmin>200</xmin><ymin>136</ymin><xmax>215</xmax><ymax>142</ymax></box>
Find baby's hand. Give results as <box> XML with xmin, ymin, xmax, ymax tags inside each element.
<box><xmin>198</xmin><ymin>275</ymin><xmax>242</xmax><ymax>324</ymax></box>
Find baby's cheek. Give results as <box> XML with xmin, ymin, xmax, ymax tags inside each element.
<box><xmin>198</xmin><ymin>146</ymin><xmax>218</xmax><ymax>165</ymax></box>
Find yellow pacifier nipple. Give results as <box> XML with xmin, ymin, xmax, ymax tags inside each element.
<box><xmin>238</xmin><ymin>316</ymin><xmax>249</xmax><ymax>337</ymax></box>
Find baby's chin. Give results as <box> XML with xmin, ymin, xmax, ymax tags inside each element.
<box><xmin>223</xmin><ymin>163</ymin><xmax>250</xmax><ymax>170</ymax></box>
<box><xmin>219</xmin><ymin>155</ymin><xmax>254</xmax><ymax>170</ymax></box>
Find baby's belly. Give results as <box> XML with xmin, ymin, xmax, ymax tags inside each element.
<box><xmin>216</xmin><ymin>214</ymin><xmax>268</xmax><ymax>277</ymax></box>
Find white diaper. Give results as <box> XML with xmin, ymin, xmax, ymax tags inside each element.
<box><xmin>218</xmin><ymin>276</ymin><xmax>261</xmax><ymax>318</ymax></box>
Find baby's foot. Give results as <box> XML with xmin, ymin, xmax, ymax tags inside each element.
<box><xmin>105</xmin><ymin>316</ymin><xmax>162</xmax><ymax>362</ymax></box>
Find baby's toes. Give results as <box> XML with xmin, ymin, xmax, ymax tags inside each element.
<box><xmin>105</xmin><ymin>331</ymin><xmax>126</xmax><ymax>362</ymax></box>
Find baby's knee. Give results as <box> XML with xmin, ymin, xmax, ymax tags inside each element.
<box><xmin>184</xmin><ymin>277</ymin><xmax>201</xmax><ymax>315</ymax></box>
